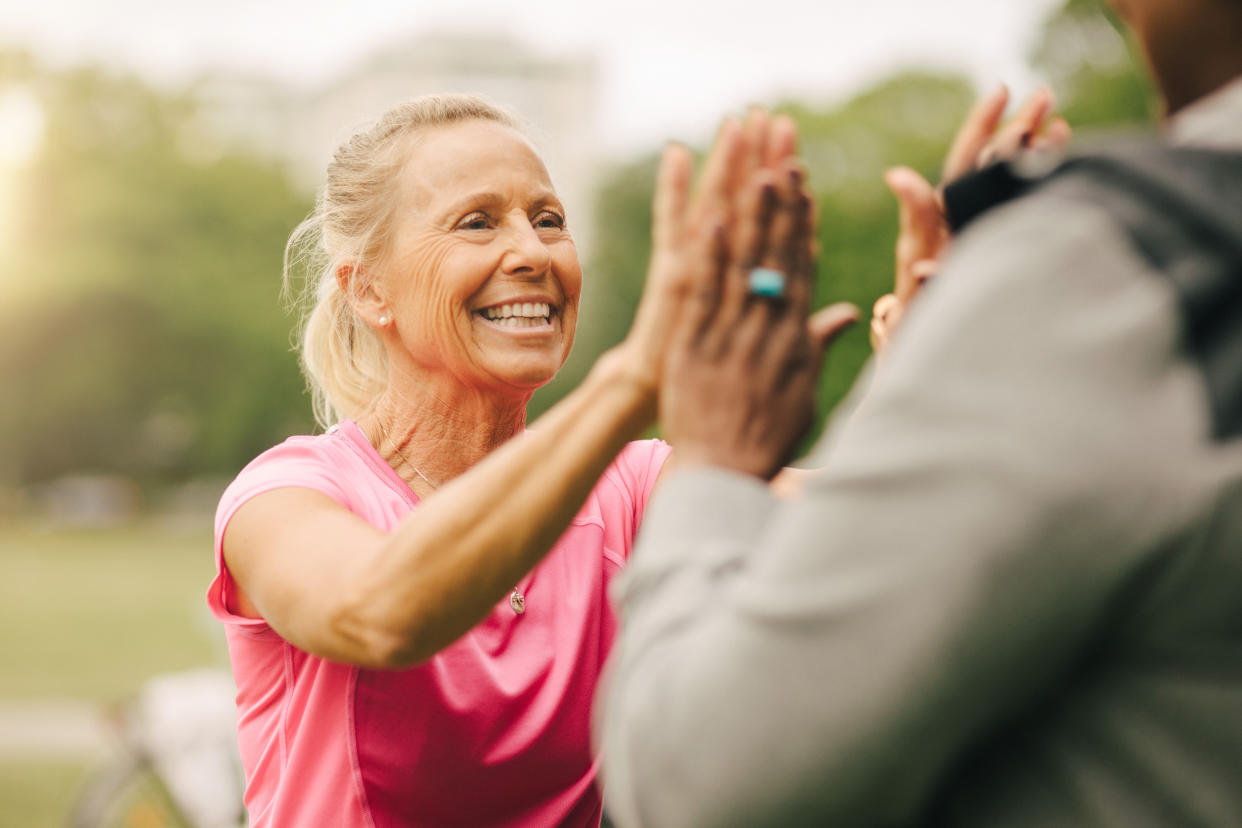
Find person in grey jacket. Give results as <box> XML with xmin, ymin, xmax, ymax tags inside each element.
<box><xmin>598</xmin><ymin>0</ymin><xmax>1242</xmax><ymax>825</ymax></box>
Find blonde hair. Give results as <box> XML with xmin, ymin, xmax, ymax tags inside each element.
<box><xmin>284</xmin><ymin>94</ymin><xmax>522</xmax><ymax>429</ymax></box>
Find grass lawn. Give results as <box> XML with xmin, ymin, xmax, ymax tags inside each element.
<box><xmin>0</xmin><ymin>521</ymin><xmax>225</xmax><ymax>701</ymax></box>
<box><xmin>0</xmin><ymin>520</ymin><xmax>227</xmax><ymax>826</ymax></box>
<box><xmin>0</xmin><ymin>759</ymin><xmax>92</xmax><ymax>828</ymax></box>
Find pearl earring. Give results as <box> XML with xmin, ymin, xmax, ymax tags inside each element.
<box><xmin>378</xmin><ymin>315</ymin><xmax>390</xmax><ymax>326</ymax></box>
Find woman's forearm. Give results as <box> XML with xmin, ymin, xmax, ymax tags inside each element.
<box><xmin>338</xmin><ymin>350</ymin><xmax>655</xmax><ymax>666</ymax></box>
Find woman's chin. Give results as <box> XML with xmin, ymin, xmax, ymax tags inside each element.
<box><xmin>477</xmin><ymin>357</ymin><xmax>564</xmax><ymax>396</ymax></box>
<box><xmin>466</xmin><ymin>338</ymin><xmax>573</xmax><ymax>397</ymax></box>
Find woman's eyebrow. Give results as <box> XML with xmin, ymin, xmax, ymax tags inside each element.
<box><xmin>438</xmin><ymin>188</ymin><xmax>563</xmax><ymax>218</ymax></box>
<box><xmin>440</xmin><ymin>190</ymin><xmax>504</xmax><ymax>215</ymax></box>
<box><xmin>527</xmin><ymin>189</ymin><xmax>562</xmax><ymax>208</ymax></box>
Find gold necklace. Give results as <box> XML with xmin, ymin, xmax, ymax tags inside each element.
<box><xmin>373</xmin><ymin>418</ymin><xmax>526</xmax><ymax>616</ymax></box>
<box><xmin>376</xmin><ymin>417</ymin><xmax>440</xmax><ymax>490</ymax></box>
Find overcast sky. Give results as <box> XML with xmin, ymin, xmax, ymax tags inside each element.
<box><xmin>0</xmin><ymin>0</ymin><xmax>1065</xmax><ymax>155</ymax></box>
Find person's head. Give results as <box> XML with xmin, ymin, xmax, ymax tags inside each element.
<box><xmin>286</xmin><ymin>94</ymin><xmax>582</xmax><ymax>427</ymax></box>
<box><xmin>1106</xmin><ymin>0</ymin><xmax>1242</xmax><ymax>114</ymax></box>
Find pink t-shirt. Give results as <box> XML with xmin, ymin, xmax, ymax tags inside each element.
<box><xmin>207</xmin><ymin>421</ymin><xmax>670</xmax><ymax>828</ymax></box>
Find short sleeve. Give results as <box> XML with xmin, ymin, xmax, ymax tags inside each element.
<box><xmin>593</xmin><ymin>439</ymin><xmax>673</xmax><ymax>562</ymax></box>
<box><xmin>206</xmin><ymin>437</ymin><xmax>354</xmax><ymax>636</ymax></box>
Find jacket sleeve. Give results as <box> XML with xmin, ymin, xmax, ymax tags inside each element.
<box><xmin>598</xmin><ymin>194</ymin><xmax>1219</xmax><ymax>827</ymax></box>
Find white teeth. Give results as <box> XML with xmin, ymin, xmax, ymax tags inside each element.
<box><xmin>487</xmin><ymin>315</ymin><xmax>550</xmax><ymax>328</ymax></box>
<box><xmin>482</xmin><ymin>302</ymin><xmax>551</xmax><ymax>321</ymax></box>
<box><xmin>501</xmin><ymin>316</ymin><xmax>545</xmax><ymax>328</ymax></box>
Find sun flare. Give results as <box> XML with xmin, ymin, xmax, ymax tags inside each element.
<box><xmin>0</xmin><ymin>87</ymin><xmax>44</xmax><ymax>169</ymax></box>
<box><xmin>0</xmin><ymin>86</ymin><xmax>45</xmax><ymax>279</ymax></box>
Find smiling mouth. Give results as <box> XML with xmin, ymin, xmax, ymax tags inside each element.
<box><xmin>476</xmin><ymin>302</ymin><xmax>554</xmax><ymax>329</ymax></box>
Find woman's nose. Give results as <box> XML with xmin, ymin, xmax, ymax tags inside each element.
<box><xmin>500</xmin><ymin>218</ymin><xmax>552</xmax><ymax>276</ymax></box>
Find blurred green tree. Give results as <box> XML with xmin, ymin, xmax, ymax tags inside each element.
<box><xmin>536</xmin><ymin>72</ymin><xmax>978</xmax><ymax>434</ymax></box>
<box><xmin>540</xmin><ymin>0</ymin><xmax>1156</xmax><ymax>442</ymax></box>
<box><xmin>0</xmin><ymin>0</ymin><xmax>1158</xmax><ymax>492</ymax></box>
<box><xmin>1031</xmin><ymin>0</ymin><xmax>1158</xmax><ymax>128</ymax></box>
<box><xmin>0</xmin><ymin>53</ymin><xmax>314</xmax><ymax>490</ymax></box>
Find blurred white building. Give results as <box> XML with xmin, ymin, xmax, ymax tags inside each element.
<box><xmin>193</xmin><ymin>32</ymin><xmax>601</xmax><ymax>255</ymax></box>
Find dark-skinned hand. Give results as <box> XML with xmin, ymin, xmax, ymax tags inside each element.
<box><xmin>660</xmin><ymin>111</ymin><xmax>857</xmax><ymax>480</ymax></box>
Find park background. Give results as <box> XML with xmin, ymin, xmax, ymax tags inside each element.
<box><xmin>0</xmin><ymin>0</ymin><xmax>1155</xmax><ymax>824</ymax></box>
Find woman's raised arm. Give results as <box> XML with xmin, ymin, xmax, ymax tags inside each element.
<box><xmin>221</xmin><ymin>117</ymin><xmax>798</xmax><ymax>668</ymax></box>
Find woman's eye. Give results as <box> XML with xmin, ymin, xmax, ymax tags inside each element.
<box><xmin>459</xmin><ymin>213</ymin><xmax>490</xmax><ymax>231</ymax></box>
<box><xmin>535</xmin><ymin>212</ymin><xmax>565</xmax><ymax>229</ymax></box>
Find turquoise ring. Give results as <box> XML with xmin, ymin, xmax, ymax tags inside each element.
<box><xmin>747</xmin><ymin>267</ymin><xmax>787</xmax><ymax>299</ymax></box>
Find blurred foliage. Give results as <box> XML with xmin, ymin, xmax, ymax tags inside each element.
<box><xmin>539</xmin><ymin>72</ymin><xmax>978</xmax><ymax>435</ymax></box>
<box><xmin>1030</xmin><ymin>0</ymin><xmax>1158</xmax><ymax>128</ymax></box>
<box><xmin>0</xmin><ymin>0</ymin><xmax>1156</xmax><ymax>496</ymax></box>
<box><xmin>539</xmin><ymin>0</ymin><xmax>1156</xmax><ymax>437</ymax></box>
<box><xmin>0</xmin><ymin>51</ymin><xmax>314</xmax><ymax>490</ymax></box>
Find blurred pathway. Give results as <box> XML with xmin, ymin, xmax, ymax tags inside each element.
<box><xmin>0</xmin><ymin>701</ymin><xmax>111</xmax><ymax>760</ymax></box>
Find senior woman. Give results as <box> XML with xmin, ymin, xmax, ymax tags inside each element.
<box><xmin>207</xmin><ymin>94</ymin><xmax>830</xmax><ymax>827</ymax></box>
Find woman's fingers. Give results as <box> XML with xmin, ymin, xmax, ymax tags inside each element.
<box><xmin>651</xmin><ymin>143</ymin><xmax>694</xmax><ymax>255</ymax></box>
<box><xmin>766</xmin><ymin>114</ymin><xmax>798</xmax><ymax>167</ymax></box>
<box><xmin>945</xmin><ymin>86</ymin><xmax>1069</xmax><ymax>183</ymax></box>
<box><xmin>645</xmin><ymin>120</ymin><xmax>742</xmax><ymax>339</ymax></box>
<box><xmin>971</xmin><ymin>88</ymin><xmax>1068</xmax><ymax>170</ymax></box>
<box><xmin>911</xmin><ymin>258</ymin><xmax>937</xmax><ymax>291</ymax></box>
<box><xmin>992</xmin><ymin>86</ymin><xmax>1054</xmax><ymax>158</ymax></box>
<box><xmin>872</xmin><ymin>293</ymin><xmax>899</xmax><ymax>323</ymax></box>
<box><xmin>739</xmin><ymin>108</ymin><xmax>771</xmax><ymax>189</ymax></box>
<box><xmin>885</xmin><ymin>166</ymin><xmax>944</xmax><ymax>301</ymax></box>
<box><xmin>943</xmin><ymin>84</ymin><xmax>1010</xmax><ymax>182</ymax></box>
<box><xmin>870</xmin><ymin>293</ymin><xmax>899</xmax><ymax>351</ymax></box>
<box><xmin>1043</xmin><ymin>116</ymin><xmax>1073</xmax><ymax>151</ymax></box>
<box><xmin>872</xmin><ymin>86</ymin><xmax>1069</xmax><ymax>358</ymax></box>
<box><xmin>882</xmin><ymin>165</ymin><xmax>942</xmax><ymax>353</ymax></box>
<box><xmin>633</xmin><ymin>125</ymin><xmax>740</xmax><ymax>387</ymax></box>
<box><xmin>1028</xmin><ymin>116</ymin><xmax>1072</xmax><ymax>154</ymax></box>
<box><xmin>693</xmin><ymin>117</ymin><xmax>744</xmax><ymax>224</ymax></box>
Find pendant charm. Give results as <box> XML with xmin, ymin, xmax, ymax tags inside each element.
<box><xmin>509</xmin><ymin>589</ymin><xmax>526</xmax><ymax>615</ymax></box>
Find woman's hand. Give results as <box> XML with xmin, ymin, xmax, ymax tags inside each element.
<box><xmin>660</xmin><ymin>122</ymin><xmax>857</xmax><ymax>480</ymax></box>
<box><xmin>870</xmin><ymin>86</ymin><xmax>1072</xmax><ymax>353</ymax></box>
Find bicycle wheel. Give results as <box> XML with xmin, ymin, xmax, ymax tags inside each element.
<box><xmin>68</xmin><ymin>751</ymin><xmax>194</xmax><ymax>828</ymax></box>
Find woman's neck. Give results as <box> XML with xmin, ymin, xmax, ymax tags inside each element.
<box><xmin>359</xmin><ymin>369</ymin><xmax>532</xmax><ymax>492</ymax></box>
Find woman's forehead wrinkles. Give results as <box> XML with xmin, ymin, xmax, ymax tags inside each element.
<box><xmin>441</xmin><ymin>187</ymin><xmax>561</xmax><ymax>212</ymax></box>
<box><xmin>393</xmin><ymin>122</ymin><xmax>560</xmax><ymax>225</ymax></box>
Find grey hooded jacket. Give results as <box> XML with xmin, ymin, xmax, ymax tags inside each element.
<box><xmin>600</xmin><ymin>77</ymin><xmax>1242</xmax><ymax>828</ymax></box>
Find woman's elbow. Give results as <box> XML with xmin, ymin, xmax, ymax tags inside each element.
<box><xmin>326</xmin><ymin>593</ymin><xmax>435</xmax><ymax>670</ymax></box>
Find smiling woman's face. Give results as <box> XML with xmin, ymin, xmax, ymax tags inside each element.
<box><xmin>377</xmin><ymin>119</ymin><xmax>582</xmax><ymax>396</ymax></box>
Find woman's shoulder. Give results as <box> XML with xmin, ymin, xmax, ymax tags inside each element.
<box><xmin>233</xmin><ymin>426</ymin><xmax>355</xmax><ymax>485</ymax></box>
<box><xmin>566</xmin><ymin>439</ymin><xmax>672</xmax><ymax>557</ymax></box>
<box><xmin>593</xmin><ymin>439</ymin><xmax>673</xmax><ymax>512</ymax></box>
<box><xmin>613</xmin><ymin>438</ymin><xmax>673</xmax><ymax>477</ymax></box>
<box><xmin>215</xmin><ymin>422</ymin><xmax>379</xmax><ymax>522</ymax></box>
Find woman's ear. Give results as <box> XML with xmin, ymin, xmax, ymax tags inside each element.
<box><xmin>336</xmin><ymin>261</ymin><xmax>392</xmax><ymax>330</ymax></box>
